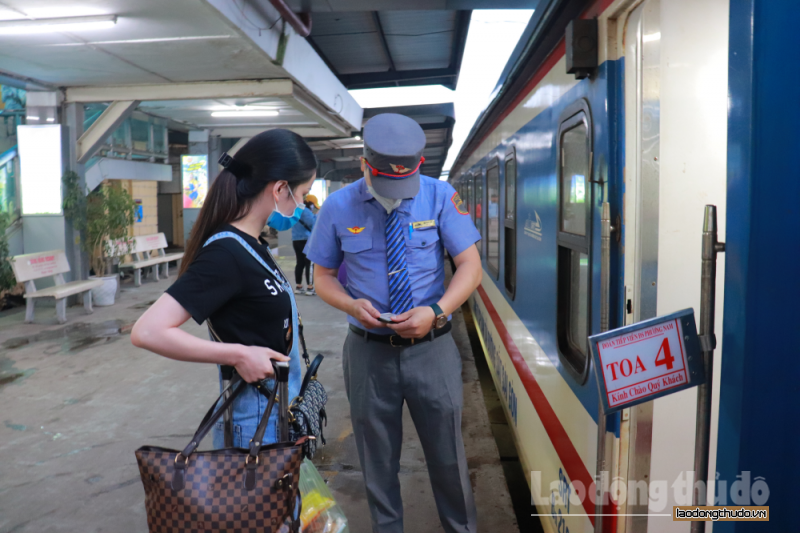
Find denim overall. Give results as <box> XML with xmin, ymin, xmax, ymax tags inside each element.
<box><xmin>203</xmin><ymin>232</ymin><xmax>303</xmax><ymax>448</ymax></box>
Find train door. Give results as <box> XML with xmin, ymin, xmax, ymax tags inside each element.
<box><xmin>620</xmin><ymin>0</ymin><xmax>729</xmax><ymax>530</ymax></box>
<box><xmin>619</xmin><ymin>1</ymin><xmax>661</xmax><ymax>529</ymax></box>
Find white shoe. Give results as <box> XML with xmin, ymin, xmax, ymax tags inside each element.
<box><xmin>305</xmin><ymin>288</ymin><xmax>316</xmax><ymax>296</ymax></box>
<box><xmin>294</xmin><ymin>287</ymin><xmax>304</xmax><ymax>294</ymax></box>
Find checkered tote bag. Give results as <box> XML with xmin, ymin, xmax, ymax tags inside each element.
<box><xmin>135</xmin><ymin>368</ymin><xmax>306</xmax><ymax>533</ymax></box>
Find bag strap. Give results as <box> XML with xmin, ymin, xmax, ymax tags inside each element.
<box><xmin>298</xmin><ymin>315</ymin><xmax>311</xmax><ymax>367</ymax></box>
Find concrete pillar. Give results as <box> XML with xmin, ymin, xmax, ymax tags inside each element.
<box><xmin>209</xmin><ymin>135</ymin><xmax>222</xmax><ymax>185</ymax></box>
<box><xmin>20</xmin><ymin>92</ymin><xmax>69</xmax><ymax>287</ymax></box>
<box><xmin>63</xmin><ymin>102</ymin><xmax>88</xmax><ymax>281</ymax></box>
<box><xmin>328</xmin><ymin>181</ymin><xmax>344</xmax><ymax>194</ymax></box>
<box><xmin>184</xmin><ymin>130</ymin><xmax>209</xmax><ymax>245</ymax></box>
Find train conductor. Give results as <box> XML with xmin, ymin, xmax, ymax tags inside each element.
<box><xmin>306</xmin><ymin>113</ymin><xmax>482</xmax><ymax>533</ymax></box>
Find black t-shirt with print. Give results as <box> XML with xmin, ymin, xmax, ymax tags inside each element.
<box><xmin>167</xmin><ymin>224</ymin><xmax>293</xmax><ymax>355</ymax></box>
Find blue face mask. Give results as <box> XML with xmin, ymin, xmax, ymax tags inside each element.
<box><xmin>266</xmin><ymin>188</ymin><xmax>304</xmax><ymax>231</ymax></box>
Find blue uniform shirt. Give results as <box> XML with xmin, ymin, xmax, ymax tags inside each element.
<box><xmin>291</xmin><ymin>207</ymin><xmax>316</xmax><ymax>241</ymax></box>
<box><xmin>305</xmin><ymin>176</ymin><xmax>480</xmax><ymax>333</ymax></box>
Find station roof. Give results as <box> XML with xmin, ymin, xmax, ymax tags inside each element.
<box><xmin>286</xmin><ymin>0</ymin><xmax>536</xmax><ymax>90</ymax></box>
<box><xmin>307</xmin><ymin>11</ymin><xmax>471</xmax><ymax>90</ymax></box>
<box><xmin>311</xmin><ymin>103</ymin><xmax>455</xmax><ymax>180</ymax></box>
<box><xmin>0</xmin><ymin>0</ymin><xmax>362</xmax><ymax>138</ymax></box>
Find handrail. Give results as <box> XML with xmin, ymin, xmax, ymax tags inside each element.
<box><xmin>267</xmin><ymin>0</ymin><xmax>312</xmax><ymax>37</ymax></box>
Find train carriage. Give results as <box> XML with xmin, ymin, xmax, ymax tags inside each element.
<box><xmin>447</xmin><ymin>0</ymin><xmax>788</xmax><ymax>531</ymax></box>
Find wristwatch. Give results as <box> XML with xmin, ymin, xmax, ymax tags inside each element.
<box><xmin>430</xmin><ymin>303</ymin><xmax>447</xmax><ymax>330</ymax></box>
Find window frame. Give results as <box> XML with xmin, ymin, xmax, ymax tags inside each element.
<box><xmin>473</xmin><ymin>169</ymin><xmax>485</xmax><ymax>254</ymax></box>
<box><xmin>504</xmin><ymin>146</ymin><xmax>517</xmax><ymax>300</ymax></box>
<box><xmin>555</xmin><ymin>99</ymin><xmax>594</xmax><ymax>385</ymax></box>
<box><xmin>486</xmin><ymin>157</ymin><xmax>501</xmax><ymax>280</ymax></box>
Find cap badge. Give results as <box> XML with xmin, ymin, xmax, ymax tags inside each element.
<box><xmin>390</xmin><ymin>163</ymin><xmax>413</xmax><ymax>175</ymax></box>
<box><xmin>347</xmin><ymin>226</ymin><xmax>365</xmax><ymax>234</ymax></box>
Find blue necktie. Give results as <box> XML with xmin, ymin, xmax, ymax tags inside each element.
<box><xmin>386</xmin><ymin>210</ymin><xmax>414</xmax><ymax>315</ymax></box>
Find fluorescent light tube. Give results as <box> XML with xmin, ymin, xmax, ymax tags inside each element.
<box><xmin>211</xmin><ymin>111</ymin><xmax>279</xmax><ymax>118</ymax></box>
<box><xmin>0</xmin><ymin>15</ymin><xmax>117</xmax><ymax>36</ymax></box>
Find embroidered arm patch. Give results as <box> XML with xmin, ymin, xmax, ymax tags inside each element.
<box><xmin>451</xmin><ymin>192</ymin><xmax>469</xmax><ymax>215</ymax></box>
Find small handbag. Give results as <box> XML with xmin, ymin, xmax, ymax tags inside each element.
<box><xmin>135</xmin><ymin>365</ymin><xmax>306</xmax><ymax>533</ymax></box>
<box><xmin>287</xmin><ymin>324</ymin><xmax>328</xmax><ymax>458</ymax></box>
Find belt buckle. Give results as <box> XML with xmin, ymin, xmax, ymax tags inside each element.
<box><xmin>389</xmin><ymin>335</ymin><xmax>403</xmax><ymax>348</ymax></box>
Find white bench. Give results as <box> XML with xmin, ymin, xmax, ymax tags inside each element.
<box><xmin>10</xmin><ymin>249</ymin><xmax>104</xmax><ymax>324</ymax></box>
<box><xmin>117</xmin><ymin>233</ymin><xmax>184</xmax><ymax>286</ymax></box>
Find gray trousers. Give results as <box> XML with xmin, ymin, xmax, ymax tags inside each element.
<box><xmin>343</xmin><ymin>330</ymin><xmax>477</xmax><ymax>533</ymax></box>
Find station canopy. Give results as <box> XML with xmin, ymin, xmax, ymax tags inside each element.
<box><xmin>0</xmin><ymin>0</ymin><xmax>531</xmax><ymax>152</ymax></box>
<box><xmin>311</xmin><ymin>103</ymin><xmax>454</xmax><ymax>180</ymax></box>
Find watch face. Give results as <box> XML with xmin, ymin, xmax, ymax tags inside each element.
<box><xmin>435</xmin><ymin>315</ymin><xmax>448</xmax><ymax>329</ymax></box>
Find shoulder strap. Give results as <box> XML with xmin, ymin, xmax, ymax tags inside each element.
<box><xmin>208</xmin><ymin>231</ymin><xmax>309</xmax><ymax>365</ymax></box>
<box><xmin>204</xmin><ymin>231</ymin><xmax>285</xmax><ymax>284</ymax></box>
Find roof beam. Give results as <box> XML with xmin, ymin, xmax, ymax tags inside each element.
<box><xmin>340</xmin><ymin>68</ymin><xmax>457</xmax><ymax>89</ymax></box>
<box><xmin>65</xmin><ymin>80</ymin><xmax>294</xmax><ymax>103</ymax></box>
<box><xmin>449</xmin><ymin>11</ymin><xmax>472</xmax><ymax>88</ymax></box>
<box><xmin>372</xmin><ymin>12</ymin><xmax>396</xmax><ymax>73</ymax></box>
<box><xmin>77</xmin><ymin>100</ymin><xmax>139</xmax><ymax>165</ymax></box>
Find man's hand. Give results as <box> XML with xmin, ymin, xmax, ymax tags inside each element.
<box><xmin>387</xmin><ymin>306</ymin><xmax>436</xmax><ymax>339</ymax></box>
<box><xmin>348</xmin><ymin>298</ymin><xmax>383</xmax><ymax>330</ymax></box>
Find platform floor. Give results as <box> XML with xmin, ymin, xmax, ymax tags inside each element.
<box><xmin>0</xmin><ymin>258</ymin><xmax>518</xmax><ymax>533</ymax></box>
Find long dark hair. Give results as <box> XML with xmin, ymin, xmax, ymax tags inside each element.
<box><xmin>180</xmin><ymin>129</ymin><xmax>317</xmax><ymax>275</ymax></box>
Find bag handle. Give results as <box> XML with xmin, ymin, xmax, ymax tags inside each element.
<box><xmin>298</xmin><ymin>354</ymin><xmax>324</xmax><ymax>398</ymax></box>
<box><xmin>172</xmin><ymin>362</ymin><xmax>285</xmax><ymax>491</ymax></box>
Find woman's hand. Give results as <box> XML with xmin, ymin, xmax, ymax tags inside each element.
<box><xmin>234</xmin><ymin>345</ymin><xmax>291</xmax><ymax>383</ymax></box>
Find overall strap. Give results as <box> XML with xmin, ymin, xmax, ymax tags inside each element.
<box><xmin>207</xmin><ymin>231</ymin><xmax>310</xmax><ymax>364</ymax></box>
<box><xmin>204</xmin><ymin>231</ymin><xmax>287</xmax><ymax>286</ymax></box>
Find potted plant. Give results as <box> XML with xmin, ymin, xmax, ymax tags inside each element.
<box><xmin>63</xmin><ymin>171</ymin><xmax>137</xmax><ymax>306</ymax></box>
<box><xmin>0</xmin><ymin>209</ymin><xmax>18</xmax><ymax>308</ymax></box>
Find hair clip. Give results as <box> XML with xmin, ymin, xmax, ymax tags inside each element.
<box><xmin>218</xmin><ymin>152</ymin><xmax>234</xmax><ymax>169</ymax></box>
<box><xmin>218</xmin><ymin>152</ymin><xmax>251</xmax><ymax>180</ymax></box>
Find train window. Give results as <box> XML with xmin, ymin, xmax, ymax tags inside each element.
<box><xmin>561</xmin><ymin>124</ymin><xmax>588</xmax><ymax>236</ymax></box>
<box><xmin>556</xmin><ymin>103</ymin><xmax>593</xmax><ymax>384</ymax></box>
<box><xmin>487</xmin><ymin>160</ymin><xmax>500</xmax><ymax>278</ymax></box>
<box><xmin>504</xmin><ymin>150</ymin><xmax>517</xmax><ymax>298</ymax></box>
<box><xmin>474</xmin><ymin>171</ymin><xmax>484</xmax><ymax>247</ymax></box>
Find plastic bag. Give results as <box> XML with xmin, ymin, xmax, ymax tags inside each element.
<box><xmin>299</xmin><ymin>458</ymin><xmax>350</xmax><ymax>533</ymax></box>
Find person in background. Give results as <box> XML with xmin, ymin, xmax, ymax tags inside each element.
<box><xmin>292</xmin><ymin>194</ymin><xmax>319</xmax><ymax>295</ymax></box>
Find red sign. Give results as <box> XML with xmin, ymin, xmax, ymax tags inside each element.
<box><xmin>596</xmin><ymin>319</ymin><xmax>690</xmax><ymax>408</ymax></box>
<box><xmin>27</xmin><ymin>255</ymin><xmax>57</xmax><ymax>277</ymax></box>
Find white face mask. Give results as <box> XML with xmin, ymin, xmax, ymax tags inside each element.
<box><xmin>367</xmin><ymin>184</ymin><xmax>402</xmax><ymax>214</ymax></box>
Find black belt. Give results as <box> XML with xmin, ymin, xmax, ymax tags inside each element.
<box><xmin>349</xmin><ymin>322</ymin><xmax>452</xmax><ymax>347</ymax></box>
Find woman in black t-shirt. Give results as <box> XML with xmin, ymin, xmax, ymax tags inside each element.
<box><xmin>131</xmin><ymin>130</ymin><xmax>317</xmax><ymax>447</ymax></box>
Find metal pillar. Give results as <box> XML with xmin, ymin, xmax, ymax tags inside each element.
<box><xmin>690</xmin><ymin>205</ymin><xmax>725</xmax><ymax>533</ymax></box>
<box><xmin>594</xmin><ymin>202</ymin><xmax>614</xmax><ymax>533</ymax></box>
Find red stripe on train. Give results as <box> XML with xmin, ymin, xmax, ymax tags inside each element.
<box><xmin>477</xmin><ymin>285</ymin><xmax>596</xmax><ymax>527</ymax></box>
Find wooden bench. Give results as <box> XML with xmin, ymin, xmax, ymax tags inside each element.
<box><xmin>10</xmin><ymin>250</ymin><xmax>104</xmax><ymax>324</ymax></box>
<box><xmin>118</xmin><ymin>233</ymin><xmax>184</xmax><ymax>286</ymax></box>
